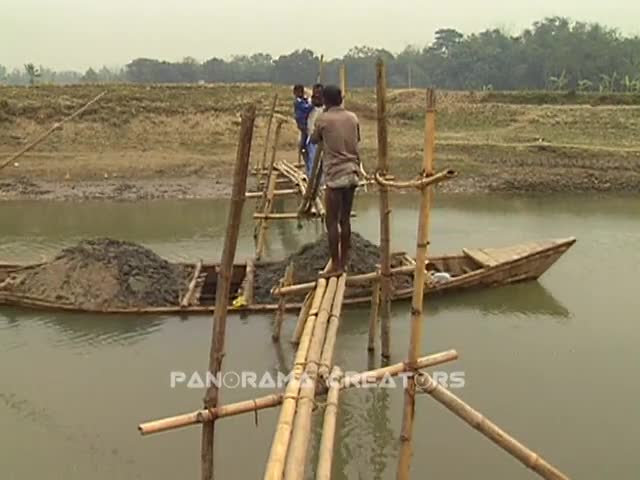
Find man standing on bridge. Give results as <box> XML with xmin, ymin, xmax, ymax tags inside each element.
<box><xmin>310</xmin><ymin>85</ymin><xmax>361</xmax><ymax>277</ymax></box>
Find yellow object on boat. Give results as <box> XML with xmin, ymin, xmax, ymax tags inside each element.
<box><xmin>231</xmin><ymin>295</ymin><xmax>247</xmax><ymax>309</ymax></box>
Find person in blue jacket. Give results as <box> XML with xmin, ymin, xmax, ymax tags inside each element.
<box><xmin>293</xmin><ymin>84</ymin><xmax>314</xmax><ymax>166</ymax></box>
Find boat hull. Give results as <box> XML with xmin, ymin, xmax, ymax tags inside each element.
<box><xmin>0</xmin><ymin>238</ymin><xmax>576</xmax><ymax>315</ymax></box>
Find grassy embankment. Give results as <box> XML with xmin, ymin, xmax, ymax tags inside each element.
<box><xmin>1</xmin><ymin>84</ymin><xmax>640</xmax><ymax>194</ymax></box>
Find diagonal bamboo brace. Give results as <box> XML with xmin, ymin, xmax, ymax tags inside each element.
<box><xmin>416</xmin><ymin>372</ymin><xmax>569</xmax><ymax>480</ymax></box>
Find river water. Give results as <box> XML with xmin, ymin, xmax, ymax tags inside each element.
<box><xmin>1</xmin><ymin>194</ymin><xmax>638</xmax><ymax>479</ymax></box>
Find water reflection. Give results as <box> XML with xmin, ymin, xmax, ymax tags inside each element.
<box><xmin>428</xmin><ymin>282</ymin><xmax>571</xmax><ymax>319</ymax></box>
<box><xmin>0</xmin><ymin>308</ymin><xmax>165</xmax><ymax>349</ymax></box>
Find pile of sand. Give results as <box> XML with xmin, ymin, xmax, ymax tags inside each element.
<box><xmin>253</xmin><ymin>232</ymin><xmax>412</xmax><ymax>303</ymax></box>
<box><xmin>6</xmin><ymin>238</ymin><xmax>193</xmax><ymax>310</ymax></box>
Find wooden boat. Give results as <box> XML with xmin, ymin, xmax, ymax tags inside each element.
<box><xmin>0</xmin><ymin>237</ymin><xmax>576</xmax><ymax>315</ymax></box>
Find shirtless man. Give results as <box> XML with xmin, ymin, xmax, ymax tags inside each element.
<box><xmin>310</xmin><ymin>85</ymin><xmax>361</xmax><ymax>276</ymax></box>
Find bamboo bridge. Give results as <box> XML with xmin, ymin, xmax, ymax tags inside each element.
<box><xmin>136</xmin><ymin>60</ymin><xmax>571</xmax><ymax>480</ymax></box>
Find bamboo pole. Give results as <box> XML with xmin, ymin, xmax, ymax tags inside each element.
<box><xmin>257</xmin><ymin>119</ymin><xmax>284</xmax><ymax>215</ymax></box>
<box><xmin>140</xmin><ymin>393</ymin><xmax>285</xmax><ymax>436</ymax></box>
<box><xmin>315</xmin><ymin>367</ymin><xmax>343</xmax><ymax>480</ymax></box>
<box><xmin>242</xmin><ymin>258</ymin><xmax>255</xmax><ymax>305</ymax></box>
<box><xmin>317</xmin><ymin>54</ymin><xmax>324</xmax><ymax>83</ymax></box>
<box><xmin>291</xmin><ymin>262</ymin><xmax>331</xmax><ymax>344</ymax></box>
<box><xmin>201</xmin><ymin>103</ymin><xmax>256</xmax><ymax>480</ymax></box>
<box><xmin>273</xmin><ymin>262</ymin><xmax>294</xmax><ymax>342</ymax></box>
<box><xmin>264</xmin><ymin>276</ymin><xmax>329</xmax><ymax>480</ymax></box>
<box><xmin>255</xmin><ymin>173</ymin><xmax>278</xmax><ymax>259</ymax></box>
<box><xmin>368</xmin><ymin>266</ymin><xmax>381</xmax><ymax>352</ymax></box>
<box><xmin>319</xmin><ymin>274</ymin><xmax>347</xmax><ymax>380</ymax></box>
<box><xmin>339</xmin><ymin>63</ymin><xmax>347</xmax><ymax>101</ymax></box>
<box><xmin>259</xmin><ymin>93</ymin><xmax>279</xmax><ymax>178</ymax></box>
<box><xmin>374</xmin><ymin>169</ymin><xmax>456</xmax><ymax>190</ymax></box>
<box><xmin>283</xmin><ymin>277</ymin><xmax>339</xmax><ymax>479</ymax></box>
<box><xmin>290</xmin><ymin>290</ymin><xmax>313</xmax><ymax>344</ymax></box>
<box><xmin>376</xmin><ymin>58</ymin><xmax>392</xmax><ymax>360</ymax></box>
<box><xmin>180</xmin><ymin>260</ymin><xmax>203</xmax><ymax>308</ymax></box>
<box><xmin>272</xmin><ymin>261</ymin><xmax>421</xmax><ymax>297</ymax></box>
<box><xmin>139</xmin><ymin>350</ymin><xmax>458</xmax><ymax>436</ymax></box>
<box><xmin>415</xmin><ymin>373</ymin><xmax>570</xmax><ymax>480</ymax></box>
<box><xmin>0</xmin><ymin>91</ymin><xmax>106</xmax><ymax>172</ymax></box>
<box><xmin>298</xmin><ymin>144</ymin><xmax>324</xmax><ymax>215</ymax></box>
<box><xmin>246</xmin><ymin>188</ymin><xmax>298</xmax><ymax>199</ymax></box>
<box><xmin>396</xmin><ymin>88</ymin><xmax>437</xmax><ymax>480</ymax></box>
<box><xmin>255</xmin><ymin>212</ymin><xmax>299</xmax><ymax>220</ymax></box>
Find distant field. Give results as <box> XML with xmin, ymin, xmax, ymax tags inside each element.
<box><xmin>1</xmin><ymin>84</ymin><xmax>640</xmax><ymax>195</ymax></box>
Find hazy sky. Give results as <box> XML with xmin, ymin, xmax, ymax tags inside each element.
<box><xmin>2</xmin><ymin>0</ymin><xmax>639</xmax><ymax>71</ymax></box>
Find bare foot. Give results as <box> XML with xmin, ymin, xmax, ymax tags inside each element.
<box><xmin>318</xmin><ymin>268</ymin><xmax>344</xmax><ymax>279</ymax></box>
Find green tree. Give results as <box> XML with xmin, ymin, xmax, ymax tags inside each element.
<box><xmin>81</xmin><ymin>67</ymin><xmax>99</xmax><ymax>83</ymax></box>
<box><xmin>24</xmin><ymin>63</ymin><xmax>41</xmax><ymax>85</ymax></box>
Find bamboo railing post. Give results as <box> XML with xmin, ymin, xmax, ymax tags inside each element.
<box><xmin>376</xmin><ymin>58</ymin><xmax>393</xmax><ymax>360</ymax></box>
<box><xmin>415</xmin><ymin>373</ymin><xmax>570</xmax><ymax>480</ymax></box>
<box><xmin>368</xmin><ymin>265</ymin><xmax>381</xmax><ymax>352</ymax></box>
<box><xmin>396</xmin><ymin>88</ymin><xmax>436</xmax><ymax>480</ymax></box>
<box><xmin>259</xmin><ymin>93</ymin><xmax>279</xmax><ymax>179</ymax></box>
<box><xmin>0</xmin><ymin>91</ymin><xmax>106</xmax><ymax>172</ymax></box>
<box><xmin>201</xmin><ymin>103</ymin><xmax>256</xmax><ymax>480</ymax></box>
<box><xmin>316</xmin><ymin>367</ymin><xmax>343</xmax><ymax>480</ymax></box>
<box><xmin>273</xmin><ymin>262</ymin><xmax>294</xmax><ymax>342</ymax></box>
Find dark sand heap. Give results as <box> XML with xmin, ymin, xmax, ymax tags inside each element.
<box><xmin>253</xmin><ymin>232</ymin><xmax>412</xmax><ymax>304</ymax></box>
<box><xmin>5</xmin><ymin>238</ymin><xmax>193</xmax><ymax>310</ymax></box>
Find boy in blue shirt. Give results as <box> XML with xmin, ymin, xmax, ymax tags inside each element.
<box><xmin>293</xmin><ymin>84</ymin><xmax>314</xmax><ymax>166</ymax></box>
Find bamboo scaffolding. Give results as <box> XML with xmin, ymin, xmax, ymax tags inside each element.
<box><xmin>273</xmin><ymin>262</ymin><xmax>294</xmax><ymax>342</ymax></box>
<box><xmin>283</xmin><ymin>276</ymin><xmax>340</xmax><ymax>479</ymax></box>
<box><xmin>201</xmin><ymin>103</ymin><xmax>256</xmax><ymax>480</ymax></box>
<box><xmin>138</xmin><ymin>350</ymin><xmax>458</xmax><ymax>436</ymax></box>
<box><xmin>318</xmin><ymin>274</ymin><xmax>347</xmax><ymax>380</ymax></box>
<box><xmin>263</xmin><ymin>276</ymin><xmax>329</xmax><ymax>480</ymax></box>
<box><xmin>180</xmin><ymin>260</ymin><xmax>203</xmax><ymax>308</ymax></box>
<box><xmin>368</xmin><ymin>266</ymin><xmax>382</xmax><ymax>352</ymax></box>
<box><xmin>415</xmin><ymin>373</ymin><xmax>570</xmax><ymax>480</ymax></box>
<box><xmin>315</xmin><ymin>367</ymin><xmax>343</xmax><ymax>480</ymax></box>
<box><xmin>396</xmin><ymin>88</ymin><xmax>437</xmax><ymax>480</ymax></box>
<box><xmin>376</xmin><ymin>58</ymin><xmax>393</xmax><ymax>360</ymax></box>
<box><xmin>0</xmin><ymin>91</ymin><xmax>106</xmax><ymax>172</ymax></box>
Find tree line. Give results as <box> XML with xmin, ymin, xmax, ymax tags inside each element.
<box><xmin>2</xmin><ymin>17</ymin><xmax>639</xmax><ymax>92</ymax></box>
